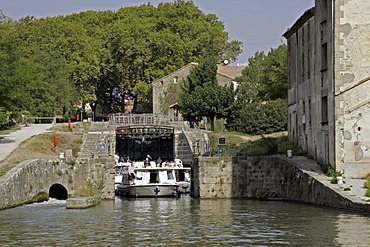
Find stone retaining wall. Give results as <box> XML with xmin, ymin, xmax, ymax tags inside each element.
<box><xmin>192</xmin><ymin>156</ymin><xmax>370</xmax><ymax>213</ymax></box>
<box><xmin>0</xmin><ymin>157</ymin><xmax>115</xmax><ymax>210</ymax></box>
<box><xmin>0</xmin><ymin>159</ymin><xmax>71</xmax><ymax>210</ymax></box>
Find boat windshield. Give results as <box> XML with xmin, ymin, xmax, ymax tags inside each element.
<box><xmin>167</xmin><ymin>171</ymin><xmax>174</xmax><ymax>180</ymax></box>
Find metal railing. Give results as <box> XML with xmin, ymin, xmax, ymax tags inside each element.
<box><xmin>110</xmin><ymin>113</ymin><xmax>170</xmax><ymax>126</ymax></box>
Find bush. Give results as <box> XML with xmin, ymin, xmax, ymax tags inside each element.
<box><xmin>364</xmin><ymin>178</ymin><xmax>370</xmax><ymax>197</ymax></box>
<box><xmin>237</xmin><ymin>136</ymin><xmax>306</xmax><ymax>156</ymax></box>
<box><xmin>364</xmin><ymin>179</ymin><xmax>370</xmax><ymax>189</ymax></box>
<box><xmin>227</xmin><ymin>99</ymin><xmax>287</xmax><ymax>135</ymax></box>
<box><xmin>320</xmin><ymin>163</ymin><xmax>330</xmax><ymax>175</ymax></box>
<box><xmin>320</xmin><ymin>165</ymin><xmax>341</xmax><ymax>184</ymax></box>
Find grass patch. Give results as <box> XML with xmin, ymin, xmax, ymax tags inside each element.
<box><xmin>0</xmin><ymin>125</ymin><xmax>21</xmax><ymax>136</ymax></box>
<box><xmin>0</xmin><ymin>125</ymin><xmax>86</xmax><ymax>177</ymax></box>
<box><xmin>364</xmin><ymin>175</ymin><xmax>370</xmax><ymax>197</ymax></box>
<box><xmin>207</xmin><ymin>131</ymin><xmax>246</xmax><ymax>155</ymax></box>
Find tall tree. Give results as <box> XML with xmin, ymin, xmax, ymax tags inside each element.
<box><xmin>227</xmin><ymin>44</ymin><xmax>288</xmax><ymax>134</ymax></box>
<box><xmin>236</xmin><ymin>44</ymin><xmax>288</xmax><ymax>103</ymax></box>
<box><xmin>179</xmin><ymin>40</ymin><xmax>234</xmax><ymax>131</ymax></box>
<box><xmin>0</xmin><ymin>1</ymin><xmax>243</xmax><ymax>118</ymax></box>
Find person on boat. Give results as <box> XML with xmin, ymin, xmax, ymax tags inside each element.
<box><xmin>165</xmin><ymin>160</ymin><xmax>170</xmax><ymax>167</ymax></box>
<box><xmin>144</xmin><ymin>157</ymin><xmax>150</xmax><ymax>167</ymax></box>
<box><xmin>128</xmin><ymin>163</ymin><xmax>135</xmax><ymax>182</ymax></box>
<box><xmin>157</xmin><ymin>157</ymin><xmax>162</xmax><ymax>167</ymax></box>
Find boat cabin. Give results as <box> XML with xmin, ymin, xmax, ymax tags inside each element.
<box><xmin>134</xmin><ymin>168</ymin><xmax>177</xmax><ymax>185</ymax></box>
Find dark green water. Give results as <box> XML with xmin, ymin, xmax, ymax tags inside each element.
<box><xmin>0</xmin><ymin>196</ymin><xmax>369</xmax><ymax>246</ymax></box>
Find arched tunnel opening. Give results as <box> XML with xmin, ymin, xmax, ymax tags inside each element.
<box><xmin>49</xmin><ymin>183</ymin><xmax>68</xmax><ymax>200</ymax></box>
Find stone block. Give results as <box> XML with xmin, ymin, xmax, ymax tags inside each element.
<box><xmin>65</xmin><ymin>149</ymin><xmax>73</xmax><ymax>158</ymax></box>
<box><xmin>66</xmin><ymin>196</ymin><xmax>101</xmax><ymax>209</ymax></box>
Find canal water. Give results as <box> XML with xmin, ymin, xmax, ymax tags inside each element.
<box><xmin>0</xmin><ymin>196</ymin><xmax>369</xmax><ymax>246</ymax></box>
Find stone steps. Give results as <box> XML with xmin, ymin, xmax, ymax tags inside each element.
<box><xmin>81</xmin><ymin>123</ymin><xmax>116</xmax><ymax>158</ymax></box>
<box><xmin>175</xmin><ymin>128</ymin><xmax>209</xmax><ymax>167</ymax></box>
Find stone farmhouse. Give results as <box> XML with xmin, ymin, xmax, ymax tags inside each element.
<box><xmin>284</xmin><ymin>0</ymin><xmax>370</xmax><ymax>178</ymax></box>
<box><xmin>152</xmin><ymin>62</ymin><xmax>244</xmax><ymax>121</ymax></box>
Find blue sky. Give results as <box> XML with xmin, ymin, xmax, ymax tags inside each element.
<box><xmin>0</xmin><ymin>0</ymin><xmax>314</xmax><ymax>63</ymax></box>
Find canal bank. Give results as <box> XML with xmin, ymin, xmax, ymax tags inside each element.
<box><xmin>192</xmin><ymin>156</ymin><xmax>370</xmax><ymax>213</ymax></box>
<box><xmin>1</xmin><ymin>122</ymin><xmax>370</xmax><ymax>213</ymax></box>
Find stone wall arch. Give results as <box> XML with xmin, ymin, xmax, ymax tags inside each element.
<box><xmin>49</xmin><ymin>183</ymin><xmax>68</xmax><ymax>200</ymax></box>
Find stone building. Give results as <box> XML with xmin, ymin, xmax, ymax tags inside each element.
<box><xmin>152</xmin><ymin>62</ymin><xmax>244</xmax><ymax>121</ymax></box>
<box><xmin>283</xmin><ymin>0</ymin><xmax>370</xmax><ymax>178</ymax></box>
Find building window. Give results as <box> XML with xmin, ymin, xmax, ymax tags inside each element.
<box><xmin>321</xmin><ymin>96</ymin><xmax>328</xmax><ymax>125</ymax></box>
<box><xmin>160</xmin><ymin>80</ymin><xmax>164</xmax><ymax>86</ymax></box>
<box><xmin>174</xmin><ymin>76</ymin><xmax>179</xmax><ymax>84</ymax></box>
<box><xmin>321</xmin><ymin>42</ymin><xmax>328</xmax><ymax>71</ymax></box>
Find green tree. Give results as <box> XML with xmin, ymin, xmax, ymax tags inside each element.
<box><xmin>0</xmin><ymin>2</ymin><xmax>243</xmax><ymax>118</ymax></box>
<box><xmin>228</xmin><ymin>44</ymin><xmax>288</xmax><ymax>134</ymax></box>
<box><xmin>236</xmin><ymin>44</ymin><xmax>287</xmax><ymax>102</ymax></box>
<box><xmin>0</xmin><ymin>107</ymin><xmax>11</xmax><ymax>128</ymax></box>
<box><xmin>227</xmin><ymin>99</ymin><xmax>287</xmax><ymax>134</ymax></box>
<box><xmin>259</xmin><ymin>44</ymin><xmax>288</xmax><ymax>100</ymax></box>
<box><xmin>179</xmin><ymin>40</ymin><xmax>235</xmax><ymax>131</ymax></box>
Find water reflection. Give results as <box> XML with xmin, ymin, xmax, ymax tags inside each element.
<box><xmin>0</xmin><ymin>196</ymin><xmax>369</xmax><ymax>246</ymax></box>
<box><xmin>335</xmin><ymin>213</ymin><xmax>370</xmax><ymax>246</ymax></box>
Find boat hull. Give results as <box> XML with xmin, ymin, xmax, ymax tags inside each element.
<box><xmin>116</xmin><ymin>184</ymin><xmax>179</xmax><ymax>198</ymax></box>
<box><xmin>177</xmin><ymin>181</ymin><xmax>190</xmax><ymax>194</ymax></box>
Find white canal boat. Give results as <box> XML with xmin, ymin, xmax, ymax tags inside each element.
<box><xmin>115</xmin><ymin>159</ymin><xmax>191</xmax><ymax>198</ymax></box>
<box><xmin>171</xmin><ymin>159</ymin><xmax>191</xmax><ymax>194</ymax></box>
<box><xmin>116</xmin><ymin>161</ymin><xmax>179</xmax><ymax>198</ymax></box>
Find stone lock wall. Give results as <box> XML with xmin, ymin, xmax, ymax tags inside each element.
<box><xmin>192</xmin><ymin>156</ymin><xmax>370</xmax><ymax>212</ymax></box>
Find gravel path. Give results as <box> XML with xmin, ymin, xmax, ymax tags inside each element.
<box><xmin>0</xmin><ymin>124</ymin><xmax>53</xmax><ymax>163</ymax></box>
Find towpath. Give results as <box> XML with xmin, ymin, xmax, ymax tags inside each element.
<box><xmin>0</xmin><ymin>124</ymin><xmax>53</xmax><ymax>163</ymax></box>
<box><xmin>289</xmin><ymin>156</ymin><xmax>369</xmax><ymax>205</ymax></box>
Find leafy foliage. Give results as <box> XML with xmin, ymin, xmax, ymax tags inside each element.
<box><xmin>237</xmin><ymin>136</ymin><xmax>306</xmax><ymax>157</ymax></box>
<box><xmin>0</xmin><ymin>107</ymin><xmax>11</xmax><ymax>128</ymax></box>
<box><xmin>227</xmin><ymin>45</ymin><xmax>288</xmax><ymax>134</ymax></box>
<box><xmin>364</xmin><ymin>177</ymin><xmax>370</xmax><ymax>197</ymax></box>
<box><xmin>179</xmin><ymin>41</ymin><xmax>235</xmax><ymax>130</ymax></box>
<box><xmin>0</xmin><ymin>1</ymin><xmax>242</xmax><ymax>120</ymax></box>
<box><xmin>227</xmin><ymin>99</ymin><xmax>287</xmax><ymax>135</ymax></box>
<box><xmin>236</xmin><ymin>44</ymin><xmax>287</xmax><ymax>102</ymax></box>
